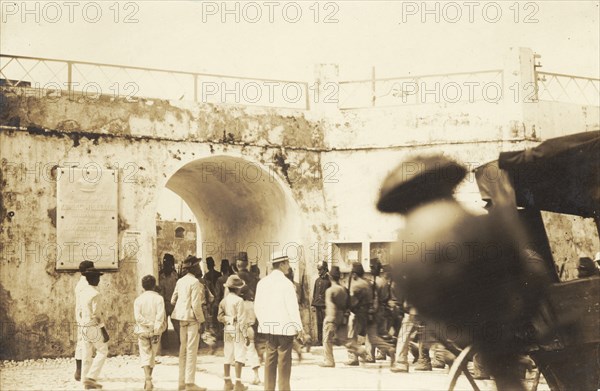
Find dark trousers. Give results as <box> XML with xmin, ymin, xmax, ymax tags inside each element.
<box><xmin>315</xmin><ymin>307</ymin><xmax>325</xmax><ymax>344</ymax></box>
<box><xmin>161</xmin><ymin>312</ymin><xmax>180</xmax><ymax>349</ymax></box>
<box><xmin>365</xmin><ymin>322</ymin><xmax>395</xmax><ymax>359</ymax></box>
<box><xmin>264</xmin><ymin>334</ymin><xmax>294</xmax><ymax>391</ymax></box>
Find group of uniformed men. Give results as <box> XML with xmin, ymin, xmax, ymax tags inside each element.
<box><xmin>313</xmin><ymin>257</ymin><xmax>450</xmax><ymax>373</ymax></box>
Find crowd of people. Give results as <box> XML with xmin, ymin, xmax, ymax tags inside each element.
<box><xmin>72</xmin><ymin>242</ymin><xmax>600</xmax><ymax>391</ymax></box>
<box><xmin>74</xmin><ymin>250</ymin><xmax>309</xmax><ymax>391</ymax></box>
<box><xmin>73</xmin><ymin>247</ymin><xmax>476</xmax><ymax>391</ymax></box>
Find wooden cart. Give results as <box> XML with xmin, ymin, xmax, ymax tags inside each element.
<box><xmin>448</xmin><ymin>131</ymin><xmax>600</xmax><ymax>390</ymax></box>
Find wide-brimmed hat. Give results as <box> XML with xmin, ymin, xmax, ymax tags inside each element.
<box><xmin>377</xmin><ymin>154</ymin><xmax>466</xmax><ymax>214</ymax></box>
<box><xmin>330</xmin><ymin>266</ymin><xmax>341</xmax><ymax>279</ymax></box>
<box><xmin>271</xmin><ymin>250</ymin><xmax>289</xmax><ymax>265</ymax></box>
<box><xmin>83</xmin><ymin>267</ymin><xmax>104</xmax><ymax>276</ymax></box>
<box><xmin>182</xmin><ymin>255</ymin><xmax>200</xmax><ymax>268</ymax></box>
<box><xmin>224</xmin><ymin>274</ymin><xmax>246</xmax><ymax>289</ymax></box>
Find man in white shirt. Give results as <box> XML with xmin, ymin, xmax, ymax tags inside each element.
<box><xmin>80</xmin><ymin>268</ymin><xmax>109</xmax><ymax>390</ymax></box>
<box><xmin>134</xmin><ymin>275</ymin><xmax>167</xmax><ymax>390</ymax></box>
<box><xmin>171</xmin><ymin>256</ymin><xmax>206</xmax><ymax>391</ymax></box>
<box><xmin>254</xmin><ymin>251</ymin><xmax>303</xmax><ymax>391</ymax></box>
<box><xmin>74</xmin><ymin>260</ymin><xmax>95</xmax><ymax>381</ymax></box>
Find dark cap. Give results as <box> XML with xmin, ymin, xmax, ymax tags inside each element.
<box><xmin>351</xmin><ymin>262</ymin><xmax>365</xmax><ymax>275</ymax></box>
<box><xmin>239</xmin><ymin>285</ymin><xmax>253</xmax><ymax>300</ymax></box>
<box><xmin>578</xmin><ymin>257</ymin><xmax>598</xmax><ymax>272</ymax></box>
<box><xmin>220</xmin><ymin>259</ymin><xmax>230</xmax><ymax>273</ymax></box>
<box><xmin>330</xmin><ymin>266</ymin><xmax>341</xmax><ymax>279</ymax></box>
<box><xmin>79</xmin><ymin>261</ymin><xmax>95</xmax><ymax>273</ymax></box>
<box><xmin>183</xmin><ymin>255</ymin><xmax>200</xmax><ymax>268</ymax></box>
<box><xmin>236</xmin><ymin>252</ymin><xmax>248</xmax><ymax>263</ymax></box>
<box><xmin>317</xmin><ymin>261</ymin><xmax>328</xmax><ymax>271</ymax></box>
<box><xmin>377</xmin><ymin>154</ymin><xmax>466</xmax><ymax>214</ymax></box>
<box><xmin>163</xmin><ymin>253</ymin><xmax>175</xmax><ymax>264</ymax></box>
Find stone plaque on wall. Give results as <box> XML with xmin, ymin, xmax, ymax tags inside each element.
<box><xmin>56</xmin><ymin>167</ymin><xmax>118</xmax><ymax>270</ymax></box>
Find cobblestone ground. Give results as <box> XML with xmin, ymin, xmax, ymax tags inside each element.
<box><xmin>1</xmin><ymin>345</ymin><xmax>549</xmax><ymax>391</ymax></box>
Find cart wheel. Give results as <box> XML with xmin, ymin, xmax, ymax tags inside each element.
<box><xmin>447</xmin><ymin>345</ymin><xmax>481</xmax><ymax>391</ymax></box>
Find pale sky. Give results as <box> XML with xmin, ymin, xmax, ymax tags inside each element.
<box><xmin>2</xmin><ymin>1</ymin><xmax>599</xmax><ymax>81</ymax></box>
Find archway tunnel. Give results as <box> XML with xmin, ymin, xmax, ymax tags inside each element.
<box><xmin>165</xmin><ymin>155</ymin><xmax>303</xmax><ymax>277</ymax></box>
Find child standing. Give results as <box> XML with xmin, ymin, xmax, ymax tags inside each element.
<box><xmin>218</xmin><ymin>275</ymin><xmax>247</xmax><ymax>391</ymax></box>
<box><xmin>239</xmin><ymin>286</ymin><xmax>261</xmax><ymax>385</ymax></box>
<box><xmin>134</xmin><ymin>275</ymin><xmax>167</xmax><ymax>391</ymax></box>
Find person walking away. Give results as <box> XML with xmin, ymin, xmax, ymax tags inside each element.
<box><xmin>204</xmin><ymin>257</ymin><xmax>222</xmax><ymax>336</ymax></box>
<box><xmin>254</xmin><ymin>251</ymin><xmax>304</xmax><ymax>391</ymax></box>
<box><xmin>236</xmin><ymin>252</ymin><xmax>258</xmax><ymax>299</ymax></box>
<box><xmin>159</xmin><ymin>253</ymin><xmax>180</xmax><ymax>349</ymax></box>
<box><xmin>218</xmin><ymin>275</ymin><xmax>248</xmax><ymax>391</ymax></box>
<box><xmin>319</xmin><ymin>266</ymin><xmax>349</xmax><ymax>367</ymax></box>
<box><xmin>192</xmin><ymin>263</ymin><xmax>216</xmax><ymax>350</ymax></box>
<box><xmin>215</xmin><ymin>259</ymin><xmax>232</xmax><ymax>341</ymax></box>
<box><xmin>134</xmin><ymin>275</ymin><xmax>167</xmax><ymax>390</ymax></box>
<box><xmin>364</xmin><ymin>258</ymin><xmax>396</xmax><ymax>365</ymax></box>
<box><xmin>250</xmin><ymin>264</ymin><xmax>261</xmax><ymax>280</ymax></box>
<box><xmin>285</xmin><ymin>267</ymin><xmax>304</xmax><ymax>361</ymax></box>
<box><xmin>171</xmin><ymin>256</ymin><xmax>207</xmax><ymax>391</ymax></box>
<box><xmin>344</xmin><ymin>262</ymin><xmax>376</xmax><ymax>366</ymax></box>
<box><xmin>74</xmin><ymin>260</ymin><xmax>95</xmax><ymax>381</ymax></box>
<box><xmin>311</xmin><ymin>262</ymin><xmax>331</xmax><ymax>346</ymax></box>
<box><xmin>80</xmin><ymin>268</ymin><xmax>109</xmax><ymax>389</ymax></box>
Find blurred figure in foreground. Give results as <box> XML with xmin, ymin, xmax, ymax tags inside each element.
<box><xmin>377</xmin><ymin>154</ymin><xmax>550</xmax><ymax>391</ymax></box>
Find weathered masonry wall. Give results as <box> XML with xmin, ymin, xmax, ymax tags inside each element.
<box><xmin>1</xmin><ymin>51</ymin><xmax>598</xmax><ymax>359</ymax></box>
<box><xmin>0</xmin><ymin>91</ymin><xmax>331</xmax><ymax>359</ymax></box>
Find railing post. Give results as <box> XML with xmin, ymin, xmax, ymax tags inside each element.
<box><xmin>503</xmin><ymin>47</ymin><xmax>536</xmax><ymax>139</ymax></box>
<box><xmin>67</xmin><ymin>61</ymin><xmax>73</xmax><ymax>95</ymax></box>
<box><xmin>533</xmin><ymin>53</ymin><xmax>542</xmax><ymax>102</ymax></box>
<box><xmin>313</xmin><ymin>64</ymin><xmax>339</xmax><ymax>116</ymax></box>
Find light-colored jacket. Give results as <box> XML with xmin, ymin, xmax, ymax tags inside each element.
<box><xmin>217</xmin><ymin>292</ymin><xmax>246</xmax><ymax>335</ymax></box>
<box><xmin>255</xmin><ymin>269</ymin><xmax>303</xmax><ymax>336</ymax></box>
<box><xmin>75</xmin><ymin>276</ymin><xmax>88</xmax><ymax>325</ymax></box>
<box><xmin>171</xmin><ymin>273</ymin><xmax>205</xmax><ymax>323</ymax></box>
<box><xmin>134</xmin><ymin>290</ymin><xmax>167</xmax><ymax>336</ymax></box>
<box><xmin>80</xmin><ymin>284</ymin><xmax>105</xmax><ymax>328</ymax></box>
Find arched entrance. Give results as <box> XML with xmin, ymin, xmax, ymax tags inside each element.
<box><xmin>163</xmin><ymin>155</ymin><xmax>303</xmax><ymax>276</ymax></box>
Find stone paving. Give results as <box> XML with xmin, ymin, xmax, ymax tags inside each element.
<box><xmin>1</xmin><ymin>345</ymin><xmax>549</xmax><ymax>391</ymax></box>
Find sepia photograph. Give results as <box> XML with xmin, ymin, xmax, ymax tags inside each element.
<box><xmin>0</xmin><ymin>1</ymin><xmax>599</xmax><ymax>390</ymax></box>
